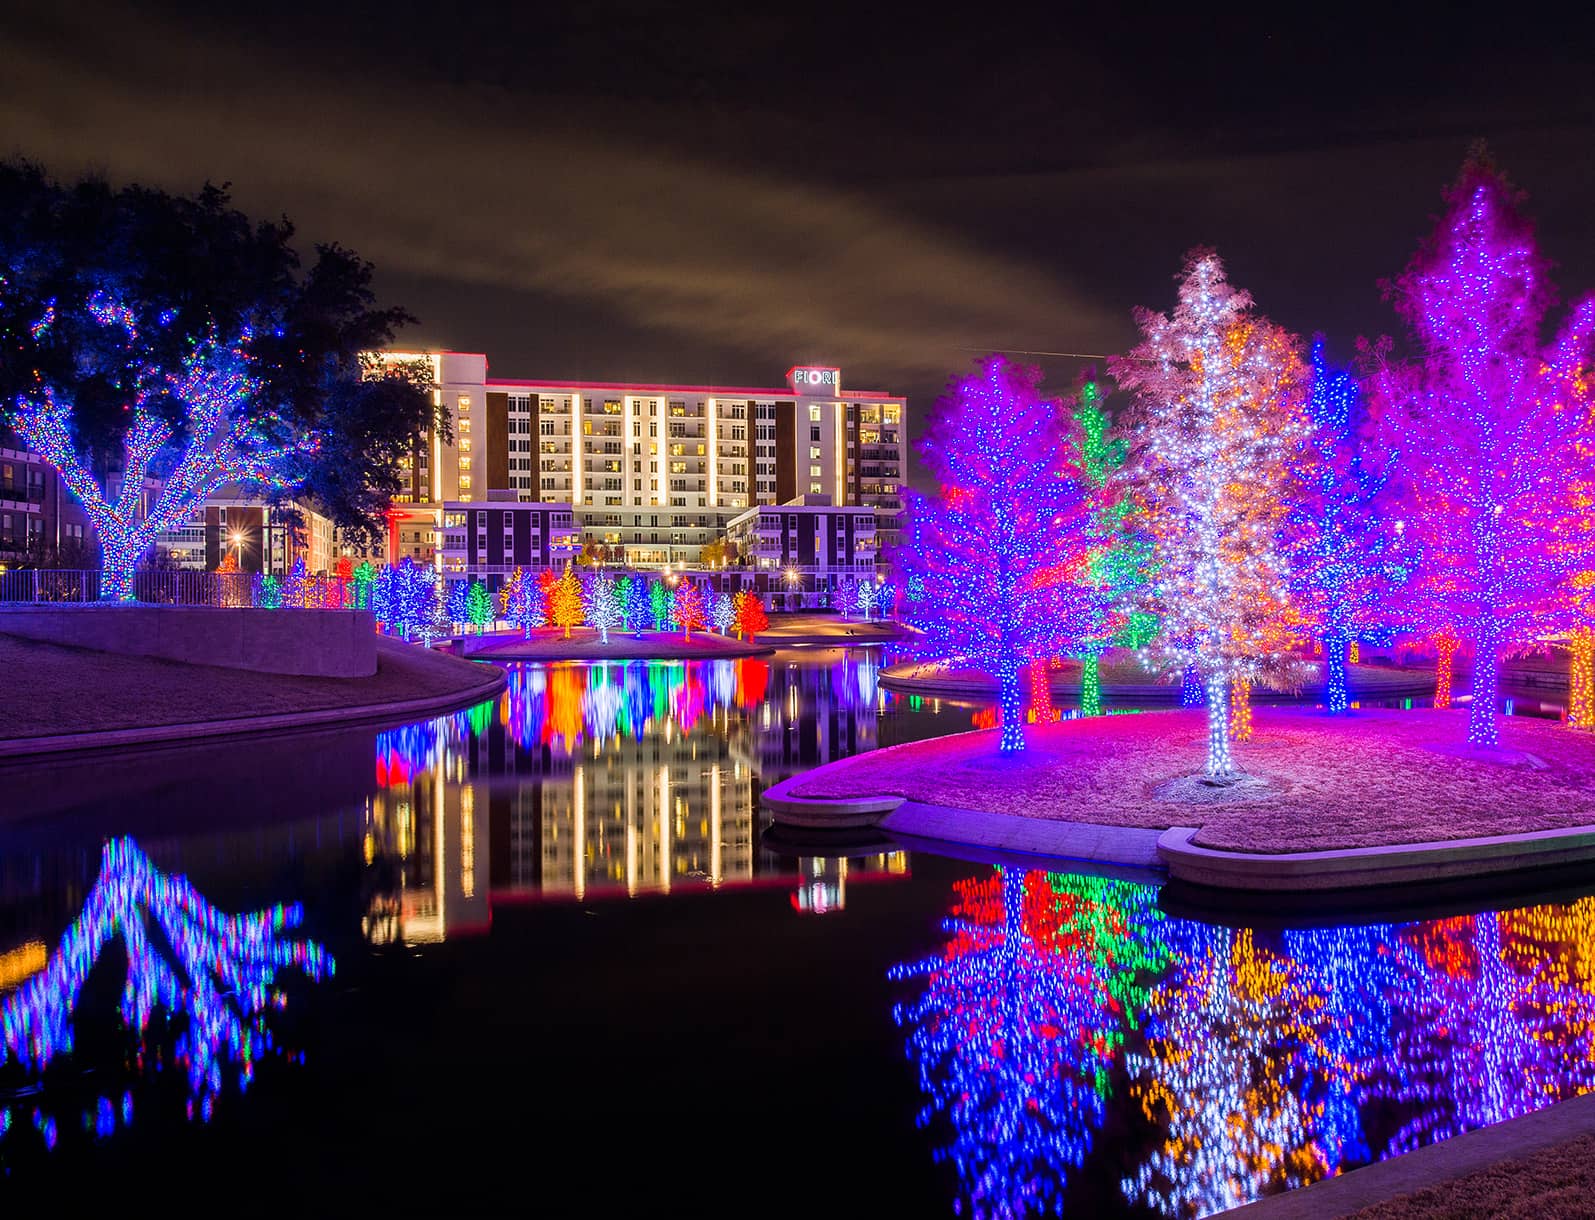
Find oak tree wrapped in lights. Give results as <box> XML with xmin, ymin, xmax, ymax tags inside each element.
<box><xmin>12</xmin><ymin>312</ymin><xmax>316</xmax><ymax>601</ymax></box>
<box><xmin>1113</xmin><ymin>251</ymin><xmax>1311</xmax><ymax>780</ymax></box>
<box><xmin>904</xmin><ymin>356</ymin><xmax>1108</xmax><ymax>753</ymax></box>
<box><xmin>1288</xmin><ymin>339</ymin><xmax>1409</xmax><ymax>714</ymax></box>
<box><xmin>1367</xmin><ymin>153</ymin><xmax>1595</xmax><ymax>748</ymax></box>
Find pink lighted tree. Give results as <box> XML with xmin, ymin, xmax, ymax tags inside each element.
<box><xmin>1367</xmin><ymin>151</ymin><xmax>1595</xmax><ymax>748</ymax></box>
<box><xmin>902</xmin><ymin>356</ymin><xmax>1108</xmax><ymax>753</ymax></box>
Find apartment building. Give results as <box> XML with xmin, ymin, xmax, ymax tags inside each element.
<box><xmin>435</xmin><ymin>493</ymin><xmax>580</xmax><ymax>579</ymax></box>
<box><xmin>397</xmin><ymin>354</ymin><xmax>905</xmax><ymax>569</ymax></box>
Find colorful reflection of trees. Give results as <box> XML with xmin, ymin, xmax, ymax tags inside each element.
<box><xmin>894</xmin><ymin>870</ymin><xmax>1595</xmax><ymax>1219</ymax></box>
<box><xmin>0</xmin><ymin>838</ymin><xmax>331</xmax><ymax>1151</ymax></box>
<box><xmin>889</xmin><ymin>868</ymin><xmax>1171</xmax><ymax>1220</ymax></box>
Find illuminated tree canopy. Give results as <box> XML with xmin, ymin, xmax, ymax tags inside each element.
<box><xmin>1367</xmin><ymin>152</ymin><xmax>1595</xmax><ymax>747</ymax></box>
<box><xmin>1113</xmin><ymin>251</ymin><xmax>1312</xmax><ymax>778</ymax></box>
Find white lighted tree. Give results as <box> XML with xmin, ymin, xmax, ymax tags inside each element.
<box><xmin>1112</xmin><ymin>252</ymin><xmax>1311</xmax><ymax>780</ymax></box>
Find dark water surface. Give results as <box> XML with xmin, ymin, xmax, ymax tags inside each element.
<box><xmin>2</xmin><ymin>649</ymin><xmax>1593</xmax><ymax>1216</ymax></box>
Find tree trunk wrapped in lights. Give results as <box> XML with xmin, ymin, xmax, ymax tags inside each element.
<box><xmin>1229</xmin><ymin>677</ymin><xmax>1253</xmax><ymax>742</ymax></box>
<box><xmin>1027</xmin><ymin>657</ymin><xmax>1059</xmax><ymax>724</ymax></box>
<box><xmin>1368</xmin><ymin>151</ymin><xmax>1595</xmax><ymax>749</ymax></box>
<box><xmin>1113</xmin><ymin>252</ymin><xmax>1312</xmax><ymax>781</ymax></box>
<box><xmin>1432</xmin><ymin>628</ymin><xmax>1461</xmax><ymax>709</ymax></box>
<box><xmin>902</xmin><ymin>356</ymin><xmax>1111</xmax><ymax>754</ymax></box>
<box><xmin>1571</xmin><ymin>628</ymin><xmax>1595</xmax><ymax>731</ymax></box>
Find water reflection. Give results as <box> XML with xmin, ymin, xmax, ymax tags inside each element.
<box><xmin>892</xmin><ymin>866</ymin><xmax>1595</xmax><ymax>1219</ymax></box>
<box><xmin>0</xmin><ymin>838</ymin><xmax>330</xmax><ymax>1155</ymax></box>
<box><xmin>366</xmin><ymin>653</ymin><xmax>911</xmax><ymax>940</ymax></box>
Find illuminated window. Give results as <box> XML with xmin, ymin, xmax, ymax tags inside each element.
<box><xmin>809</xmin><ymin>405</ymin><xmax>821</xmax><ymax>422</ymax></box>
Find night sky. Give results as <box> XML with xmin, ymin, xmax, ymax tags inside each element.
<box><xmin>4</xmin><ymin>1</ymin><xmax>1593</xmax><ymax>486</ymax></box>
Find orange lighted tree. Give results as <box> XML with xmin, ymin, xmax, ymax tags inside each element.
<box><xmin>549</xmin><ymin>568</ymin><xmax>584</xmax><ymax>639</ymax></box>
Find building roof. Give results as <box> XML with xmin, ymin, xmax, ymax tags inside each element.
<box><xmin>482</xmin><ymin>376</ymin><xmax>904</xmax><ymax>402</ymax></box>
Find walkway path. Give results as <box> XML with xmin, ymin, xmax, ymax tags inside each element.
<box><xmin>0</xmin><ymin>632</ymin><xmax>505</xmax><ymax>756</ymax></box>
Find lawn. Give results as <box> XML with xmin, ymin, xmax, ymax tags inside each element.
<box><xmin>785</xmin><ymin>706</ymin><xmax>1595</xmax><ymax>853</ymax></box>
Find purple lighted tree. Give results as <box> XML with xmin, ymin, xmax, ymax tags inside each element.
<box><xmin>1367</xmin><ymin>152</ymin><xmax>1595</xmax><ymax>748</ymax></box>
<box><xmin>903</xmin><ymin>356</ymin><xmax>1108</xmax><ymax>753</ymax></box>
<box><xmin>1113</xmin><ymin>252</ymin><xmax>1312</xmax><ymax>779</ymax></box>
<box><xmin>1286</xmin><ymin>339</ymin><xmax>1410</xmax><ymax>714</ymax></box>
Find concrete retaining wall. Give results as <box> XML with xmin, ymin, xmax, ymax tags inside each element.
<box><xmin>0</xmin><ymin>605</ymin><xmax>377</xmax><ymax>677</ymax></box>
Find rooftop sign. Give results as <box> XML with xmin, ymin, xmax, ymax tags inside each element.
<box><xmin>787</xmin><ymin>366</ymin><xmax>841</xmax><ymax>395</ymax></box>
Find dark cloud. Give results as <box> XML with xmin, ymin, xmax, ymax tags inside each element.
<box><xmin>3</xmin><ymin>0</ymin><xmax>1595</xmax><ymax>494</ymax></box>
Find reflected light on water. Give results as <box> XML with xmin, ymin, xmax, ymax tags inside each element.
<box><xmin>892</xmin><ymin>866</ymin><xmax>1595</xmax><ymax>1219</ymax></box>
<box><xmin>0</xmin><ymin>838</ymin><xmax>331</xmax><ymax>1156</ymax></box>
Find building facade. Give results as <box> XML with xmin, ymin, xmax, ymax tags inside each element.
<box><xmin>0</xmin><ymin>442</ymin><xmax>94</xmax><ymax>565</ymax></box>
<box><xmin>152</xmin><ymin>493</ymin><xmax>338</xmax><ymax>575</ymax></box>
<box><xmin>436</xmin><ymin>494</ymin><xmax>580</xmax><ymax>579</ymax></box>
<box><xmin>726</xmin><ymin>494</ymin><xmax>877</xmax><ymax>595</ymax></box>
<box><xmin>397</xmin><ymin>354</ymin><xmax>905</xmax><ymax>570</ymax></box>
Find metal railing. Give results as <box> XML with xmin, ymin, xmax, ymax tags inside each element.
<box><xmin>0</xmin><ymin>568</ymin><xmax>357</xmax><ymax>609</ymax></box>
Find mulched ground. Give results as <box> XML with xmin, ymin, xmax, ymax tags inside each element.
<box><xmin>784</xmin><ymin>706</ymin><xmax>1595</xmax><ymax>854</ymax></box>
<box><xmin>0</xmin><ymin>632</ymin><xmax>500</xmax><ymax>740</ymax></box>
<box><xmin>1349</xmin><ymin>1133</ymin><xmax>1595</xmax><ymax>1219</ymax></box>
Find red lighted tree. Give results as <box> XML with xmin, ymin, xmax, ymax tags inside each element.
<box><xmin>733</xmin><ymin>589</ymin><xmax>769</xmax><ymax>641</ymax></box>
<box><xmin>1367</xmin><ymin>152</ymin><xmax>1595</xmax><ymax>748</ymax></box>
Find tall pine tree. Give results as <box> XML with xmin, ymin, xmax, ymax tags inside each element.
<box><xmin>1113</xmin><ymin>251</ymin><xmax>1311</xmax><ymax>780</ymax></box>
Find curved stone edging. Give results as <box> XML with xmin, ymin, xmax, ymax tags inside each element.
<box><xmin>760</xmin><ymin>772</ymin><xmax>903</xmax><ymax>828</ymax></box>
<box><xmin>0</xmin><ymin>667</ymin><xmax>508</xmax><ymax>760</ymax></box>
<box><xmin>1158</xmin><ymin>823</ymin><xmax>1595</xmax><ymax>892</ymax></box>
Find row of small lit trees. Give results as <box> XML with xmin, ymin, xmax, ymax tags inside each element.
<box><xmin>902</xmin><ymin>151</ymin><xmax>1595</xmax><ymax>770</ymax></box>
<box><xmin>369</xmin><ymin>561</ymin><xmax>770</xmax><ymax>644</ymax></box>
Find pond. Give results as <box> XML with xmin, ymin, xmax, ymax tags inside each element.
<box><xmin>1</xmin><ymin>648</ymin><xmax>1591</xmax><ymax>1215</ymax></box>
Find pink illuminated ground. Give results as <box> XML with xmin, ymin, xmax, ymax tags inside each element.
<box><xmin>785</xmin><ymin>707</ymin><xmax>1595</xmax><ymax>853</ymax></box>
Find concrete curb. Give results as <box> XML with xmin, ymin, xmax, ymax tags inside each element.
<box><xmin>0</xmin><ymin>667</ymin><xmax>508</xmax><ymax>760</ymax></box>
<box><xmin>883</xmin><ymin>801</ymin><xmax>1166</xmax><ymax>872</ymax></box>
<box><xmin>1220</xmin><ymin>1092</ymin><xmax>1595</xmax><ymax>1218</ymax></box>
<box><xmin>1159</xmin><ymin>822</ymin><xmax>1595</xmax><ymax>892</ymax></box>
<box><xmin>759</xmin><ymin>780</ymin><xmax>1167</xmax><ymax>870</ymax></box>
<box><xmin>760</xmin><ymin>772</ymin><xmax>903</xmax><ymax>827</ymax></box>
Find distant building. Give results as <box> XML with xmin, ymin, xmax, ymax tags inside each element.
<box><xmin>151</xmin><ymin>492</ymin><xmax>337</xmax><ymax>574</ymax></box>
<box><xmin>436</xmin><ymin>493</ymin><xmax>581</xmax><ymax>583</ymax></box>
<box><xmin>379</xmin><ymin>353</ymin><xmax>906</xmax><ymax>569</ymax></box>
<box><xmin>0</xmin><ymin>442</ymin><xmax>94</xmax><ymax>565</ymax></box>
<box><xmin>726</xmin><ymin>494</ymin><xmax>877</xmax><ymax>608</ymax></box>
